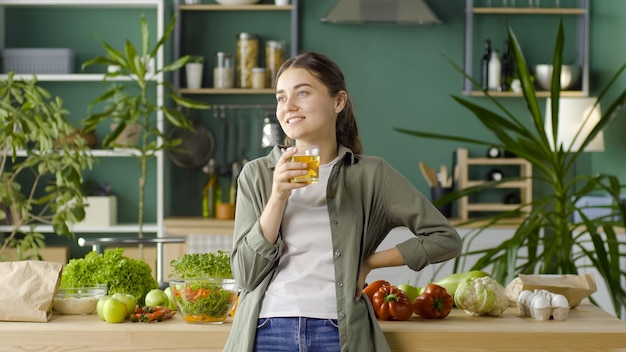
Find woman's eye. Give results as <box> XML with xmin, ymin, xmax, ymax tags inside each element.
<box><xmin>276</xmin><ymin>96</ymin><xmax>286</xmax><ymax>102</ymax></box>
<box><xmin>297</xmin><ymin>90</ymin><xmax>308</xmax><ymax>97</ymax></box>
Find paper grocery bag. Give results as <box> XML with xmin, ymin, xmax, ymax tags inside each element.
<box><xmin>0</xmin><ymin>260</ymin><xmax>63</xmax><ymax>322</ymax></box>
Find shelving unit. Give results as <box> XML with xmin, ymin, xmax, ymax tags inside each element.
<box><xmin>163</xmin><ymin>1</ymin><xmax>300</xmax><ymax>231</ymax></box>
<box><xmin>456</xmin><ymin>148</ymin><xmax>532</xmax><ymax>221</ymax></box>
<box><xmin>172</xmin><ymin>0</ymin><xmax>299</xmax><ymax>92</ymax></box>
<box><xmin>0</xmin><ymin>0</ymin><xmax>172</xmax><ymax>282</ymax></box>
<box><xmin>463</xmin><ymin>0</ymin><xmax>590</xmax><ymax>97</ymax></box>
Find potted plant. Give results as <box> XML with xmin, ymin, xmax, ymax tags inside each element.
<box><xmin>185</xmin><ymin>55</ymin><xmax>205</xmax><ymax>90</ymax></box>
<box><xmin>81</xmin><ymin>14</ymin><xmax>210</xmax><ymax>244</ymax></box>
<box><xmin>0</xmin><ymin>74</ymin><xmax>95</xmax><ymax>261</ymax></box>
<box><xmin>395</xmin><ymin>20</ymin><xmax>626</xmax><ymax>318</ymax></box>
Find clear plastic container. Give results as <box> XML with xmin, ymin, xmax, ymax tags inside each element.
<box><xmin>213</xmin><ymin>52</ymin><xmax>234</xmax><ymax>89</ymax></box>
<box><xmin>265</xmin><ymin>40</ymin><xmax>286</xmax><ymax>88</ymax></box>
<box><xmin>237</xmin><ymin>33</ymin><xmax>259</xmax><ymax>88</ymax></box>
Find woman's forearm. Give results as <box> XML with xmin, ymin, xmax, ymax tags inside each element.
<box><xmin>258</xmin><ymin>196</ymin><xmax>288</xmax><ymax>244</ymax></box>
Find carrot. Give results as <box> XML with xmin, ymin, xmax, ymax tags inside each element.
<box><xmin>129</xmin><ymin>306</ymin><xmax>176</xmax><ymax>323</ymax></box>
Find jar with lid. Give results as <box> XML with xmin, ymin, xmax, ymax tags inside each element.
<box><xmin>265</xmin><ymin>40</ymin><xmax>285</xmax><ymax>88</ymax></box>
<box><xmin>237</xmin><ymin>33</ymin><xmax>259</xmax><ymax>88</ymax></box>
<box><xmin>214</xmin><ymin>52</ymin><xmax>234</xmax><ymax>89</ymax></box>
<box><xmin>251</xmin><ymin>67</ymin><xmax>266</xmax><ymax>89</ymax></box>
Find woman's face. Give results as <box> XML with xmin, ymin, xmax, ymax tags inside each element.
<box><xmin>275</xmin><ymin>67</ymin><xmax>345</xmax><ymax>146</ymax></box>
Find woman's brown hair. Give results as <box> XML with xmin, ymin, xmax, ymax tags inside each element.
<box><xmin>275</xmin><ymin>52</ymin><xmax>362</xmax><ymax>154</ymax></box>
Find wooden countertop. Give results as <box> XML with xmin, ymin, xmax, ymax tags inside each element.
<box><xmin>2</xmin><ymin>303</ymin><xmax>625</xmax><ymax>352</ymax></box>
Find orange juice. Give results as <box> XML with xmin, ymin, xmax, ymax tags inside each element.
<box><xmin>289</xmin><ymin>155</ymin><xmax>320</xmax><ymax>184</ymax></box>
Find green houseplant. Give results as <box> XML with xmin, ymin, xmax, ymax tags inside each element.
<box><xmin>0</xmin><ymin>74</ymin><xmax>95</xmax><ymax>261</ymax></box>
<box><xmin>81</xmin><ymin>15</ymin><xmax>210</xmax><ymax>241</ymax></box>
<box><xmin>395</xmin><ymin>21</ymin><xmax>626</xmax><ymax>318</ymax></box>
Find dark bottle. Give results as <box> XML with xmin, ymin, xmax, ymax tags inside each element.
<box><xmin>501</xmin><ymin>40</ymin><xmax>514</xmax><ymax>92</ymax></box>
<box><xmin>202</xmin><ymin>159</ymin><xmax>219</xmax><ymax>218</ymax></box>
<box><xmin>486</xmin><ymin>168</ymin><xmax>504</xmax><ymax>182</ymax></box>
<box><xmin>481</xmin><ymin>39</ymin><xmax>492</xmax><ymax>91</ymax></box>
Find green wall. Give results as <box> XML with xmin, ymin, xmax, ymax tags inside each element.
<box><xmin>4</xmin><ymin>0</ymin><xmax>625</xmax><ymax>234</ymax></box>
<box><xmin>292</xmin><ymin>0</ymin><xmax>626</xmax><ymax>196</ymax></box>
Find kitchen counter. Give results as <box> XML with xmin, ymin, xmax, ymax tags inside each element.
<box><xmin>1</xmin><ymin>303</ymin><xmax>625</xmax><ymax>352</ymax></box>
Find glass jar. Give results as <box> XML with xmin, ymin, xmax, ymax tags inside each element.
<box><xmin>213</xmin><ymin>52</ymin><xmax>234</xmax><ymax>89</ymax></box>
<box><xmin>265</xmin><ymin>40</ymin><xmax>285</xmax><ymax>88</ymax></box>
<box><xmin>237</xmin><ymin>33</ymin><xmax>259</xmax><ymax>88</ymax></box>
<box><xmin>251</xmin><ymin>67</ymin><xmax>266</xmax><ymax>89</ymax></box>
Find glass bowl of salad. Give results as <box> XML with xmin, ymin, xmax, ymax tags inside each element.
<box><xmin>170</xmin><ymin>278</ymin><xmax>238</xmax><ymax>324</ymax></box>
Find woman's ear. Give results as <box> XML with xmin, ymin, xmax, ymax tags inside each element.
<box><xmin>334</xmin><ymin>90</ymin><xmax>348</xmax><ymax>114</ymax></box>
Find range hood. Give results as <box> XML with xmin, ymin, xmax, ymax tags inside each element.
<box><xmin>321</xmin><ymin>0</ymin><xmax>442</xmax><ymax>25</ymax></box>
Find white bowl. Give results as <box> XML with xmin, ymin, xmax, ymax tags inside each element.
<box><xmin>534</xmin><ymin>64</ymin><xmax>581</xmax><ymax>91</ymax></box>
<box><xmin>215</xmin><ymin>0</ymin><xmax>260</xmax><ymax>5</ymax></box>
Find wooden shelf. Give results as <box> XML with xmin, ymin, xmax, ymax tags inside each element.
<box><xmin>463</xmin><ymin>0</ymin><xmax>589</xmax><ymax>96</ymax></box>
<box><xmin>180</xmin><ymin>4</ymin><xmax>292</xmax><ymax>11</ymax></box>
<box><xmin>456</xmin><ymin>148</ymin><xmax>532</xmax><ymax>221</ymax></box>
<box><xmin>472</xmin><ymin>7</ymin><xmax>586</xmax><ymax>15</ymax></box>
<box><xmin>179</xmin><ymin>88</ymin><xmax>275</xmax><ymax>95</ymax></box>
<box><xmin>467</xmin><ymin>90</ymin><xmax>586</xmax><ymax>98</ymax></box>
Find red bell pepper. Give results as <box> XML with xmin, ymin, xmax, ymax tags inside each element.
<box><xmin>371</xmin><ymin>285</ymin><xmax>413</xmax><ymax>321</ymax></box>
<box><xmin>412</xmin><ymin>283</ymin><xmax>453</xmax><ymax>319</ymax></box>
<box><xmin>362</xmin><ymin>279</ymin><xmax>390</xmax><ymax>303</ymax></box>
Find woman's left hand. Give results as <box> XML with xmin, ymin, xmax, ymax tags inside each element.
<box><xmin>355</xmin><ymin>258</ymin><xmax>372</xmax><ymax>300</ymax></box>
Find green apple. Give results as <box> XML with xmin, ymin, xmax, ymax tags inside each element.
<box><xmin>145</xmin><ymin>288</ymin><xmax>168</xmax><ymax>307</ymax></box>
<box><xmin>112</xmin><ymin>293</ymin><xmax>136</xmax><ymax>318</ymax></box>
<box><xmin>397</xmin><ymin>284</ymin><xmax>420</xmax><ymax>302</ymax></box>
<box><xmin>163</xmin><ymin>287</ymin><xmax>177</xmax><ymax>310</ymax></box>
<box><xmin>96</xmin><ymin>295</ymin><xmax>111</xmax><ymax>321</ymax></box>
<box><xmin>102</xmin><ymin>297</ymin><xmax>127</xmax><ymax>323</ymax></box>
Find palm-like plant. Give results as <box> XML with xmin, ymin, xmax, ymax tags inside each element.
<box><xmin>0</xmin><ymin>74</ymin><xmax>94</xmax><ymax>260</ymax></box>
<box><xmin>395</xmin><ymin>20</ymin><xmax>626</xmax><ymax>318</ymax></box>
<box><xmin>81</xmin><ymin>14</ymin><xmax>209</xmax><ymax>241</ymax></box>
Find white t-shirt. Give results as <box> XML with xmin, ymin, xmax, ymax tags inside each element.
<box><xmin>259</xmin><ymin>158</ymin><xmax>339</xmax><ymax>319</ymax></box>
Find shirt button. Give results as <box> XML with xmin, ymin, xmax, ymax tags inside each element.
<box><xmin>339</xmin><ymin>312</ymin><xmax>345</xmax><ymax>318</ymax></box>
<box><xmin>334</xmin><ymin>251</ymin><xmax>341</xmax><ymax>257</ymax></box>
<box><xmin>338</xmin><ymin>282</ymin><xmax>343</xmax><ymax>287</ymax></box>
<box><xmin>331</xmin><ymin>219</ymin><xmax>339</xmax><ymax>224</ymax></box>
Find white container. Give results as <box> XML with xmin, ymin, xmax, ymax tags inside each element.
<box><xmin>251</xmin><ymin>67</ymin><xmax>266</xmax><ymax>89</ymax></box>
<box><xmin>275</xmin><ymin>0</ymin><xmax>290</xmax><ymax>5</ymax></box>
<box><xmin>2</xmin><ymin>48</ymin><xmax>74</xmax><ymax>74</ymax></box>
<box><xmin>76</xmin><ymin>196</ymin><xmax>117</xmax><ymax>227</ymax></box>
<box><xmin>487</xmin><ymin>50</ymin><xmax>501</xmax><ymax>91</ymax></box>
<box><xmin>186</xmin><ymin>62</ymin><xmax>204</xmax><ymax>89</ymax></box>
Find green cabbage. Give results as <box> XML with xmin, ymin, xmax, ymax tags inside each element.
<box><xmin>454</xmin><ymin>276</ymin><xmax>509</xmax><ymax>316</ymax></box>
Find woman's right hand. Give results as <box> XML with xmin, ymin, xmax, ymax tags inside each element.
<box><xmin>270</xmin><ymin>147</ymin><xmax>309</xmax><ymax>200</ymax></box>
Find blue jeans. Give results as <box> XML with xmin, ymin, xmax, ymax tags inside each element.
<box><xmin>253</xmin><ymin>317</ymin><xmax>340</xmax><ymax>352</ymax></box>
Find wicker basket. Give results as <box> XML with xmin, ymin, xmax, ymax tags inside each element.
<box><xmin>2</xmin><ymin>48</ymin><xmax>74</xmax><ymax>74</ymax></box>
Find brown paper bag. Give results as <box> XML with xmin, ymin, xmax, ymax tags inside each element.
<box><xmin>0</xmin><ymin>260</ymin><xmax>63</xmax><ymax>322</ymax></box>
<box><xmin>505</xmin><ymin>273</ymin><xmax>597</xmax><ymax>308</ymax></box>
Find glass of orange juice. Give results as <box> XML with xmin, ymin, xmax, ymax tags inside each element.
<box><xmin>289</xmin><ymin>145</ymin><xmax>320</xmax><ymax>185</ymax></box>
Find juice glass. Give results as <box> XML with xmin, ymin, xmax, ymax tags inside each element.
<box><xmin>289</xmin><ymin>145</ymin><xmax>320</xmax><ymax>185</ymax></box>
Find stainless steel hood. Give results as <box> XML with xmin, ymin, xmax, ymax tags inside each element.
<box><xmin>321</xmin><ymin>0</ymin><xmax>442</xmax><ymax>25</ymax></box>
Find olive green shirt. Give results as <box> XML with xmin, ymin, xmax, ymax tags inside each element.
<box><xmin>224</xmin><ymin>145</ymin><xmax>461</xmax><ymax>352</ymax></box>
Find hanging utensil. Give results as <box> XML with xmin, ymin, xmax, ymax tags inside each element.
<box><xmin>166</xmin><ymin>108</ymin><xmax>215</xmax><ymax>169</ymax></box>
<box><xmin>216</xmin><ymin>106</ymin><xmax>231</xmax><ymax>177</ymax></box>
<box><xmin>261</xmin><ymin>111</ymin><xmax>284</xmax><ymax>148</ymax></box>
<box><xmin>419</xmin><ymin>161</ymin><xmax>438</xmax><ymax>187</ymax></box>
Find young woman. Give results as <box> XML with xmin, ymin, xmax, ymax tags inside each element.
<box><xmin>224</xmin><ymin>52</ymin><xmax>462</xmax><ymax>352</ymax></box>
